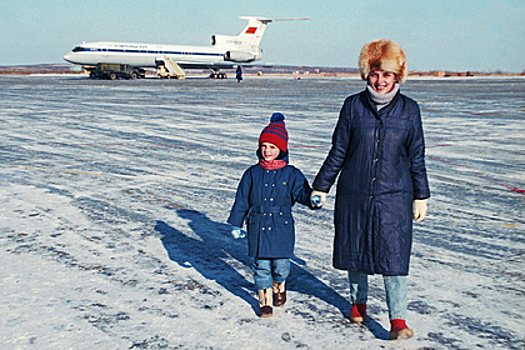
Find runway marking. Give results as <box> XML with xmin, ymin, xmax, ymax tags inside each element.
<box><xmin>427</xmin><ymin>155</ymin><xmax>525</xmax><ymax>195</ymax></box>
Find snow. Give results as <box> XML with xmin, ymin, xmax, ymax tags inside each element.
<box><xmin>0</xmin><ymin>75</ymin><xmax>524</xmax><ymax>350</ymax></box>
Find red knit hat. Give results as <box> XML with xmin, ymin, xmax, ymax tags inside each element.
<box><xmin>259</xmin><ymin>113</ymin><xmax>288</xmax><ymax>152</ymax></box>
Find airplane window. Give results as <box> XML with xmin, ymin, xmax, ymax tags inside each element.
<box><xmin>72</xmin><ymin>46</ymin><xmax>86</xmax><ymax>52</ymax></box>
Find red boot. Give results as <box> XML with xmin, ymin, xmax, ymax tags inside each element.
<box><xmin>350</xmin><ymin>303</ymin><xmax>367</xmax><ymax>323</ymax></box>
<box><xmin>390</xmin><ymin>319</ymin><xmax>414</xmax><ymax>340</ymax></box>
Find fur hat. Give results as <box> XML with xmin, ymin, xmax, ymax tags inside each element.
<box><xmin>359</xmin><ymin>39</ymin><xmax>408</xmax><ymax>83</ymax></box>
<box><xmin>259</xmin><ymin>113</ymin><xmax>288</xmax><ymax>152</ymax></box>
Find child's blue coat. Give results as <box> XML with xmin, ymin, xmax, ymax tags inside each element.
<box><xmin>228</xmin><ymin>164</ymin><xmax>312</xmax><ymax>258</ymax></box>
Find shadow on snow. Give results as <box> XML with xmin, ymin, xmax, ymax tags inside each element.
<box><xmin>155</xmin><ymin>208</ymin><xmax>389</xmax><ymax>339</ymax></box>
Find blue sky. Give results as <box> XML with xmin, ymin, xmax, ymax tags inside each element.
<box><xmin>1</xmin><ymin>0</ymin><xmax>523</xmax><ymax>72</ymax></box>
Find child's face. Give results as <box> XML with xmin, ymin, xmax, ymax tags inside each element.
<box><xmin>260</xmin><ymin>142</ymin><xmax>280</xmax><ymax>161</ymax></box>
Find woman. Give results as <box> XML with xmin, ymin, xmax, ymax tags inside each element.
<box><xmin>311</xmin><ymin>39</ymin><xmax>430</xmax><ymax>340</ymax></box>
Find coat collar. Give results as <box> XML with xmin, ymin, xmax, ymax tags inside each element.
<box><xmin>361</xmin><ymin>88</ymin><xmax>401</xmax><ymax>120</ymax></box>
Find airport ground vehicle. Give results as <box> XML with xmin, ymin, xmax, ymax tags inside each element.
<box><xmin>86</xmin><ymin>63</ymin><xmax>146</xmax><ymax>80</ymax></box>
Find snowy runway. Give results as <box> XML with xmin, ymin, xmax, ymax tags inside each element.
<box><xmin>0</xmin><ymin>75</ymin><xmax>524</xmax><ymax>349</ymax></box>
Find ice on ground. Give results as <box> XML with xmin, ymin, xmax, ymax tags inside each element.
<box><xmin>0</xmin><ymin>75</ymin><xmax>524</xmax><ymax>349</ymax></box>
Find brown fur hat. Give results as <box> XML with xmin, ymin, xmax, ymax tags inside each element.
<box><xmin>359</xmin><ymin>39</ymin><xmax>407</xmax><ymax>83</ymax></box>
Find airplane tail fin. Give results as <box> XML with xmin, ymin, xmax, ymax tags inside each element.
<box><xmin>212</xmin><ymin>16</ymin><xmax>309</xmax><ymax>62</ymax></box>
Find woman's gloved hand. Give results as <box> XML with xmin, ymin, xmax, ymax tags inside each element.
<box><xmin>413</xmin><ymin>199</ymin><xmax>428</xmax><ymax>222</ymax></box>
<box><xmin>231</xmin><ymin>226</ymin><xmax>246</xmax><ymax>239</ymax></box>
<box><xmin>310</xmin><ymin>190</ymin><xmax>327</xmax><ymax>207</ymax></box>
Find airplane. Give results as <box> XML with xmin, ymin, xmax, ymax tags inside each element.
<box><xmin>63</xmin><ymin>16</ymin><xmax>308</xmax><ymax>79</ymax></box>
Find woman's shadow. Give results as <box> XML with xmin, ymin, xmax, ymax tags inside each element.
<box><xmin>155</xmin><ymin>208</ymin><xmax>389</xmax><ymax>339</ymax></box>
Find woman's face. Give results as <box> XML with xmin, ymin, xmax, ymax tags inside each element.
<box><xmin>368</xmin><ymin>70</ymin><xmax>397</xmax><ymax>94</ymax></box>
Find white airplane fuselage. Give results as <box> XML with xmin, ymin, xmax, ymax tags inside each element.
<box><xmin>63</xmin><ymin>41</ymin><xmax>258</xmax><ymax>68</ymax></box>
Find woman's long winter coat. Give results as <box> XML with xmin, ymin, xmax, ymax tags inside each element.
<box><xmin>228</xmin><ymin>163</ymin><xmax>312</xmax><ymax>259</ymax></box>
<box><xmin>313</xmin><ymin>90</ymin><xmax>430</xmax><ymax>276</ymax></box>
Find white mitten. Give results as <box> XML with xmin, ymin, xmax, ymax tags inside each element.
<box><xmin>413</xmin><ymin>199</ymin><xmax>428</xmax><ymax>222</ymax></box>
<box><xmin>231</xmin><ymin>226</ymin><xmax>246</xmax><ymax>239</ymax></box>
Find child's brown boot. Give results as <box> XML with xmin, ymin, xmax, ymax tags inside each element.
<box><xmin>272</xmin><ymin>281</ymin><xmax>286</xmax><ymax>307</ymax></box>
<box><xmin>350</xmin><ymin>303</ymin><xmax>367</xmax><ymax>323</ymax></box>
<box><xmin>258</xmin><ymin>288</ymin><xmax>273</xmax><ymax>318</ymax></box>
<box><xmin>389</xmin><ymin>319</ymin><xmax>414</xmax><ymax>340</ymax></box>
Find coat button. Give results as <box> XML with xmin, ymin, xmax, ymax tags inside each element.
<box><xmin>268</xmin><ymin>227</ymin><xmax>272</xmax><ymax>230</ymax></box>
<box><xmin>262</xmin><ymin>227</ymin><xmax>265</xmax><ymax>231</ymax></box>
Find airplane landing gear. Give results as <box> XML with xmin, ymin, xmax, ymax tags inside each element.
<box><xmin>209</xmin><ymin>70</ymin><xmax>227</xmax><ymax>79</ymax></box>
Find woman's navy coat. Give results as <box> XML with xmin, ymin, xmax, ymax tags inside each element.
<box><xmin>228</xmin><ymin>163</ymin><xmax>312</xmax><ymax>259</ymax></box>
<box><xmin>313</xmin><ymin>90</ymin><xmax>430</xmax><ymax>276</ymax></box>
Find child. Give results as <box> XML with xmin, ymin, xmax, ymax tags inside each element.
<box><xmin>228</xmin><ymin>113</ymin><xmax>318</xmax><ymax>317</ymax></box>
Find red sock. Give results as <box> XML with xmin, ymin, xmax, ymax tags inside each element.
<box><xmin>351</xmin><ymin>303</ymin><xmax>367</xmax><ymax>319</ymax></box>
<box><xmin>390</xmin><ymin>319</ymin><xmax>408</xmax><ymax>331</ymax></box>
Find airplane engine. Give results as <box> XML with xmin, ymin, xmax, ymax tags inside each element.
<box><xmin>225</xmin><ymin>50</ymin><xmax>257</xmax><ymax>62</ymax></box>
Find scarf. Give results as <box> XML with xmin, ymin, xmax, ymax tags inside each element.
<box><xmin>367</xmin><ymin>83</ymin><xmax>400</xmax><ymax>110</ymax></box>
<box><xmin>258</xmin><ymin>159</ymin><xmax>287</xmax><ymax>170</ymax></box>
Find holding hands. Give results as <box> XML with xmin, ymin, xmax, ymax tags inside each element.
<box><xmin>309</xmin><ymin>191</ymin><xmax>428</xmax><ymax>222</ymax></box>
<box><xmin>310</xmin><ymin>190</ymin><xmax>327</xmax><ymax>208</ymax></box>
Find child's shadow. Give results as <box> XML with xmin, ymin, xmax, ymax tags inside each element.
<box><xmin>155</xmin><ymin>215</ymin><xmax>259</xmax><ymax>314</ymax></box>
<box><xmin>156</xmin><ymin>209</ymin><xmax>389</xmax><ymax>339</ymax></box>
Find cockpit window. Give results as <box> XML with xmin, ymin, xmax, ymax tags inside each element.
<box><xmin>72</xmin><ymin>46</ymin><xmax>86</xmax><ymax>52</ymax></box>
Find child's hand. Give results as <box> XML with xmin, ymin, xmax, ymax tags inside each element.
<box><xmin>231</xmin><ymin>226</ymin><xmax>246</xmax><ymax>239</ymax></box>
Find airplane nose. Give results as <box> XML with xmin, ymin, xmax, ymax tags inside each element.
<box><xmin>63</xmin><ymin>52</ymin><xmax>74</xmax><ymax>63</ymax></box>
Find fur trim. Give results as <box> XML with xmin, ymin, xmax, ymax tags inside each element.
<box><xmin>359</xmin><ymin>39</ymin><xmax>407</xmax><ymax>83</ymax></box>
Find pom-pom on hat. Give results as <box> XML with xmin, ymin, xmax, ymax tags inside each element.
<box><xmin>259</xmin><ymin>113</ymin><xmax>289</xmax><ymax>152</ymax></box>
<box><xmin>359</xmin><ymin>39</ymin><xmax>408</xmax><ymax>83</ymax></box>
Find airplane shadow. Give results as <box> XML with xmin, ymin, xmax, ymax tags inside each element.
<box><xmin>156</xmin><ymin>208</ymin><xmax>389</xmax><ymax>339</ymax></box>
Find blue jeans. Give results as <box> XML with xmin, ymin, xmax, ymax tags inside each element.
<box><xmin>348</xmin><ymin>271</ymin><xmax>407</xmax><ymax>320</ymax></box>
<box><xmin>253</xmin><ymin>258</ymin><xmax>290</xmax><ymax>290</ymax></box>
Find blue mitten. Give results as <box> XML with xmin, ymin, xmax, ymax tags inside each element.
<box><xmin>231</xmin><ymin>226</ymin><xmax>246</xmax><ymax>239</ymax></box>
